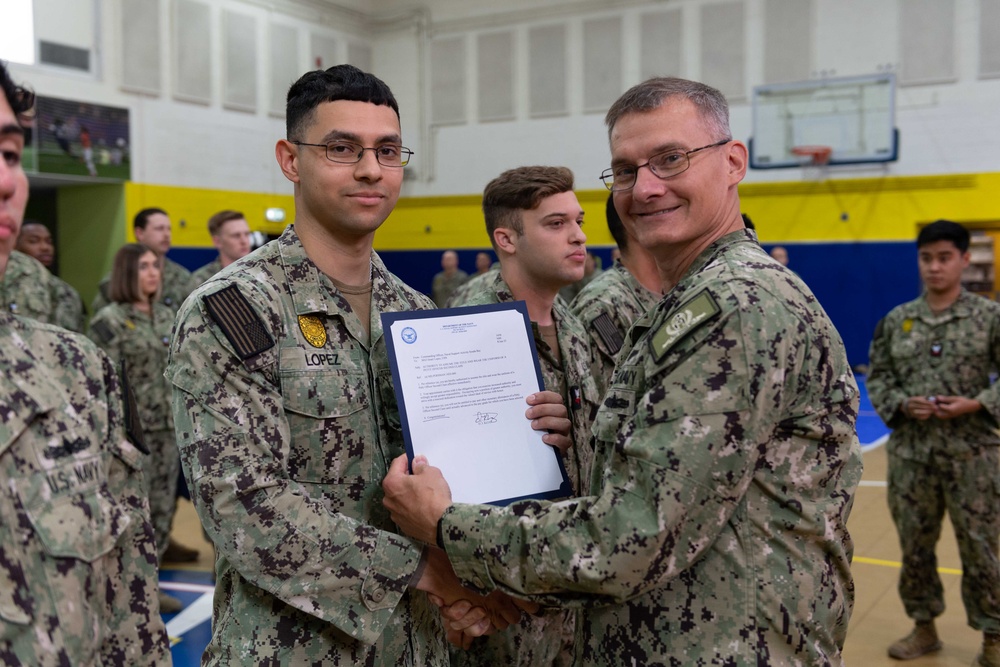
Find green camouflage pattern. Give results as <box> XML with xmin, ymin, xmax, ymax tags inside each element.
<box><xmin>165</xmin><ymin>225</ymin><xmax>447</xmax><ymax>666</ymax></box>
<box><xmin>441</xmin><ymin>230</ymin><xmax>862</xmax><ymax>666</ymax></box>
<box><xmin>868</xmin><ymin>290</ymin><xmax>1000</xmax><ymax>630</ymax></box>
<box><xmin>570</xmin><ymin>260</ymin><xmax>660</xmax><ymax>392</ymax></box>
<box><xmin>431</xmin><ymin>269</ymin><xmax>468</xmax><ymax>307</ymax></box>
<box><xmin>92</xmin><ymin>256</ymin><xmax>196</xmax><ymax>314</ymax></box>
<box><xmin>49</xmin><ymin>274</ymin><xmax>86</xmax><ymax>333</ymax></box>
<box><xmin>88</xmin><ymin>301</ymin><xmax>178</xmax><ymax>556</ymax></box>
<box><xmin>0</xmin><ymin>312</ymin><xmax>170</xmax><ymax>665</ymax></box>
<box><xmin>446</xmin><ymin>266</ymin><xmax>499</xmax><ymax>308</ymax></box>
<box><xmin>191</xmin><ymin>257</ymin><xmax>223</xmax><ymax>285</ymax></box>
<box><xmin>448</xmin><ymin>270</ymin><xmax>601</xmax><ymax>667</ymax></box>
<box><xmin>0</xmin><ymin>250</ymin><xmax>53</xmax><ymax>324</ymax></box>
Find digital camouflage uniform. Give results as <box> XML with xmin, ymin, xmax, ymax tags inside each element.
<box><xmin>867</xmin><ymin>289</ymin><xmax>1000</xmax><ymax>632</ymax></box>
<box><xmin>88</xmin><ymin>301</ymin><xmax>178</xmax><ymax>560</ymax></box>
<box><xmin>165</xmin><ymin>225</ymin><xmax>447</xmax><ymax>666</ymax></box>
<box><xmin>446</xmin><ymin>266</ymin><xmax>499</xmax><ymax>308</ymax></box>
<box><xmin>0</xmin><ymin>312</ymin><xmax>170</xmax><ymax>665</ymax></box>
<box><xmin>440</xmin><ymin>230</ymin><xmax>863</xmax><ymax>666</ymax></box>
<box><xmin>570</xmin><ymin>260</ymin><xmax>660</xmax><ymax>393</ymax></box>
<box><xmin>93</xmin><ymin>255</ymin><xmax>195</xmax><ymax>314</ymax></box>
<box><xmin>431</xmin><ymin>269</ymin><xmax>468</xmax><ymax>308</ymax></box>
<box><xmin>49</xmin><ymin>274</ymin><xmax>86</xmax><ymax>333</ymax></box>
<box><xmin>558</xmin><ymin>266</ymin><xmax>600</xmax><ymax>305</ymax></box>
<box><xmin>191</xmin><ymin>257</ymin><xmax>223</xmax><ymax>286</ymax></box>
<box><xmin>0</xmin><ymin>250</ymin><xmax>52</xmax><ymax>324</ymax></box>
<box><xmin>449</xmin><ymin>270</ymin><xmax>602</xmax><ymax>667</ymax></box>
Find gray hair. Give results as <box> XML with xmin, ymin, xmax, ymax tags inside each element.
<box><xmin>604</xmin><ymin>77</ymin><xmax>732</xmax><ymax>142</ymax></box>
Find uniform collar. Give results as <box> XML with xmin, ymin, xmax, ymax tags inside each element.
<box><xmin>917</xmin><ymin>288</ymin><xmax>975</xmax><ymax>321</ymax></box>
<box><xmin>276</xmin><ymin>225</ymin><xmax>416</xmax><ymax>345</ymax></box>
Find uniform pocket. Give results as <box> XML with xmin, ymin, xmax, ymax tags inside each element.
<box><xmin>280</xmin><ymin>370</ymin><xmax>372</xmax><ymax>487</ymax></box>
<box><xmin>19</xmin><ymin>481</ymin><xmax>130</xmax><ymax>562</ymax></box>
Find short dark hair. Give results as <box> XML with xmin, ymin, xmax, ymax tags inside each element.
<box><xmin>207</xmin><ymin>210</ymin><xmax>245</xmax><ymax>236</ymax></box>
<box><xmin>482</xmin><ymin>166</ymin><xmax>574</xmax><ymax>249</ymax></box>
<box><xmin>109</xmin><ymin>243</ymin><xmax>158</xmax><ymax>304</ymax></box>
<box><xmin>606</xmin><ymin>193</ymin><xmax>628</xmax><ymax>252</ymax></box>
<box><xmin>285</xmin><ymin>65</ymin><xmax>399</xmax><ymax>140</ymax></box>
<box><xmin>918</xmin><ymin>220</ymin><xmax>970</xmax><ymax>252</ymax></box>
<box><xmin>605</xmin><ymin>77</ymin><xmax>731</xmax><ymax>143</ymax></box>
<box><xmin>0</xmin><ymin>61</ymin><xmax>35</xmax><ymax>127</ymax></box>
<box><xmin>134</xmin><ymin>208</ymin><xmax>168</xmax><ymax>231</ymax></box>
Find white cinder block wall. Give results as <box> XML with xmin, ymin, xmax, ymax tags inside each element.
<box><xmin>9</xmin><ymin>0</ymin><xmax>1000</xmax><ymax>197</ymax></box>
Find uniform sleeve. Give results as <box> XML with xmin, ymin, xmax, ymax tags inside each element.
<box><xmin>442</xmin><ymin>306</ymin><xmax>762</xmax><ymax>605</ymax></box>
<box><xmin>94</xmin><ymin>346</ymin><xmax>171</xmax><ymax>665</ymax></box>
<box><xmin>866</xmin><ymin>314</ymin><xmax>908</xmax><ymax>428</ymax></box>
<box><xmin>87</xmin><ymin>309</ymin><xmax>123</xmax><ymax>366</ymax></box>
<box><xmin>441</xmin><ymin>289</ymin><xmax>858</xmax><ymax>611</ymax></box>
<box><xmin>165</xmin><ymin>285</ymin><xmax>424</xmax><ymax>645</ymax></box>
<box><xmin>973</xmin><ymin>304</ymin><xmax>1000</xmax><ymax>423</ymax></box>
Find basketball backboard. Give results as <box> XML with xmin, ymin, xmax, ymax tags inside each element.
<box><xmin>749</xmin><ymin>73</ymin><xmax>898</xmax><ymax>169</ymax></box>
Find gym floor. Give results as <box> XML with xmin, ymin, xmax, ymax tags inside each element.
<box><xmin>161</xmin><ymin>379</ymin><xmax>982</xmax><ymax>666</ymax></box>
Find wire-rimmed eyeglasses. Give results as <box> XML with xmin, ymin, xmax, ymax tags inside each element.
<box><xmin>600</xmin><ymin>139</ymin><xmax>731</xmax><ymax>192</ymax></box>
<box><xmin>291</xmin><ymin>140</ymin><xmax>413</xmax><ymax>167</ymax></box>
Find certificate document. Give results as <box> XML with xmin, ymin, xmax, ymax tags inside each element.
<box><xmin>381</xmin><ymin>302</ymin><xmax>572</xmax><ymax>505</ymax></box>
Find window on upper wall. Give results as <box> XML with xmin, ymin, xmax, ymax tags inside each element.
<box><xmin>0</xmin><ymin>0</ymin><xmax>36</xmax><ymax>65</ymax></box>
<box><xmin>3</xmin><ymin>0</ymin><xmax>98</xmax><ymax>74</ymax></box>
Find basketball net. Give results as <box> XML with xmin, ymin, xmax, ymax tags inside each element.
<box><xmin>791</xmin><ymin>145</ymin><xmax>832</xmax><ymax>182</ymax></box>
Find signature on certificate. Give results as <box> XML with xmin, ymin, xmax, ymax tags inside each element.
<box><xmin>475</xmin><ymin>412</ymin><xmax>499</xmax><ymax>425</ymax></box>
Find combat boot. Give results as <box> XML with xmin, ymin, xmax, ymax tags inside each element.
<box><xmin>158</xmin><ymin>592</ymin><xmax>184</xmax><ymax>614</ymax></box>
<box><xmin>974</xmin><ymin>632</ymin><xmax>1000</xmax><ymax>667</ymax></box>
<box><xmin>888</xmin><ymin>620</ymin><xmax>942</xmax><ymax>660</ymax></box>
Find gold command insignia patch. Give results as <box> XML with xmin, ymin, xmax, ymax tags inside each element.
<box><xmin>649</xmin><ymin>290</ymin><xmax>721</xmax><ymax>362</ymax></box>
<box><xmin>902</xmin><ymin>318</ymin><xmax>912</xmax><ymax>333</ymax></box>
<box><xmin>298</xmin><ymin>315</ymin><xmax>327</xmax><ymax>348</ymax></box>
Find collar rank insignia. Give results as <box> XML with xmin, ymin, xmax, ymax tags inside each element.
<box><xmin>902</xmin><ymin>318</ymin><xmax>913</xmax><ymax>333</ymax></box>
<box><xmin>649</xmin><ymin>290</ymin><xmax>721</xmax><ymax>362</ymax></box>
<box><xmin>298</xmin><ymin>314</ymin><xmax>327</xmax><ymax>348</ymax></box>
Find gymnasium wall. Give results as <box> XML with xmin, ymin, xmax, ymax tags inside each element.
<box><xmin>134</xmin><ymin>169</ymin><xmax>993</xmax><ymax>368</ymax></box>
<box><xmin>10</xmin><ymin>0</ymin><xmax>1000</xmax><ymax>368</ymax></box>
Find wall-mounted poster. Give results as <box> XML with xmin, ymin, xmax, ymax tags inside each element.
<box><xmin>24</xmin><ymin>95</ymin><xmax>131</xmax><ymax>180</ymax></box>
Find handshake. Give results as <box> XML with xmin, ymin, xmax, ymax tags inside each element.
<box><xmin>415</xmin><ymin>546</ymin><xmax>539</xmax><ymax>649</ymax></box>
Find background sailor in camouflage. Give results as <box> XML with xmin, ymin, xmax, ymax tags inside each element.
<box><xmin>867</xmin><ymin>220</ymin><xmax>1000</xmax><ymax>665</ymax></box>
<box><xmin>0</xmin><ymin>59</ymin><xmax>170</xmax><ymax>666</ymax></box>
<box><xmin>384</xmin><ymin>77</ymin><xmax>863</xmax><ymax>667</ymax></box>
<box><xmin>431</xmin><ymin>249</ymin><xmax>468</xmax><ymax>307</ymax></box>
<box><xmin>448</xmin><ymin>165</ymin><xmax>602</xmax><ymax>667</ymax></box>
<box><xmin>165</xmin><ymin>65</ymin><xmax>544</xmax><ymax>665</ymax></box>
<box><xmin>445</xmin><ymin>261</ymin><xmax>498</xmax><ymax>307</ymax></box>
<box><xmin>88</xmin><ymin>244</ymin><xmax>183</xmax><ymax>614</ymax></box>
<box><xmin>0</xmin><ymin>249</ymin><xmax>53</xmax><ymax>323</ymax></box>
<box><xmin>191</xmin><ymin>209</ymin><xmax>253</xmax><ymax>284</ymax></box>
<box><xmin>92</xmin><ymin>207</ymin><xmax>196</xmax><ymax>314</ymax></box>
<box><xmin>570</xmin><ymin>193</ymin><xmax>661</xmax><ymax>390</ymax></box>
<box><xmin>16</xmin><ymin>221</ymin><xmax>86</xmax><ymax>332</ymax></box>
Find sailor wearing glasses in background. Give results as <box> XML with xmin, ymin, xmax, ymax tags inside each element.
<box><xmin>383</xmin><ymin>77</ymin><xmax>863</xmax><ymax>666</ymax></box>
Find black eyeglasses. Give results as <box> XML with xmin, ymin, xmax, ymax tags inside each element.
<box><xmin>291</xmin><ymin>140</ymin><xmax>413</xmax><ymax>167</ymax></box>
<box><xmin>600</xmin><ymin>139</ymin><xmax>731</xmax><ymax>191</ymax></box>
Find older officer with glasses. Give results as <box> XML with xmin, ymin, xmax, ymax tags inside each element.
<box><xmin>383</xmin><ymin>76</ymin><xmax>863</xmax><ymax>666</ymax></box>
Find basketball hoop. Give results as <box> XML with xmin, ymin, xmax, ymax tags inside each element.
<box><xmin>790</xmin><ymin>145</ymin><xmax>833</xmax><ymax>166</ymax></box>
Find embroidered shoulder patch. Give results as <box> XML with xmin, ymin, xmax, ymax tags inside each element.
<box><xmin>649</xmin><ymin>290</ymin><xmax>721</xmax><ymax>362</ymax></box>
<box><xmin>203</xmin><ymin>284</ymin><xmax>275</xmax><ymax>360</ymax></box>
<box><xmin>90</xmin><ymin>319</ymin><xmax>115</xmax><ymax>344</ymax></box>
<box><xmin>591</xmin><ymin>312</ymin><xmax>624</xmax><ymax>356</ymax></box>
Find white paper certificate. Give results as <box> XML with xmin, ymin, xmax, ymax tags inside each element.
<box><xmin>381</xmin><ymin>302</ymin><xmax>571</xmax><ymax>505</ymax></box>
